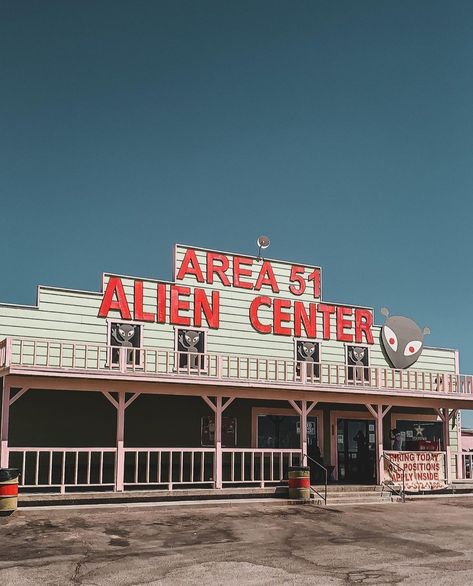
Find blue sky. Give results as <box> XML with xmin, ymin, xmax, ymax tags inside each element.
<box><xmin>1</xmin><ymin>1</ymin><xmax>473</xmax><ymax>422</ymax></box>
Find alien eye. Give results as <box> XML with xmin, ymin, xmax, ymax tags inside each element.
<box><xmin>384</xmin><ymin>326</ymin><xmax>398</xmax><ymax>351</ymax></box>
<box><xmin>119</xmin><ymin>329</ymin><xmax>125</xmax><ymax>336</ymax></box>
<box><xmin>404</xmin><ymin>340</ymin><xmax>422</xmax><ymax>356</ymax></box>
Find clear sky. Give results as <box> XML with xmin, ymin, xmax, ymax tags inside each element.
<box><xmin>1</xmin><ymin>2</ymin><xmax>473</xmax><ymax>422</ymax></box>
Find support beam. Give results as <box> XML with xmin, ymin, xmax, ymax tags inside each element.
<box><xmin>364</xmin><ymin>403</ymin><xmax>387</xmax><ymax>485</ymax></box>
<box><xmin>0</xmin><ymin>380</ymin><xmax>11</xmax><ymax>468</ymax></box>
<box><xmin>215</xmin><ymin>396</ymin><xmax>223</xmax><ymax>489</ymax></box>
<box><xmin>116</xmin><ymin>392</ymin><xmax>126</xmax><ymax>492</ymax></box>
<box><xmin>9</xmin><ymin>387</ymin><xmax>29</xmax><ymax>406</ymax></box>
<box><xmin>376</xmin><ymin>404</ymin><xmax>384</xmax><ymax>484</ymax></box>
<box><xmin>288</xmin><ymin>400</ymin><xmax>318</xmax><ymax>467</ymax></box>
<box><xmin>301</xmin><ymin>401</ymin><xmax>308</xmax><ymax>466</ymax></box>
<box><xmin>443</xmin><ymin>406</ymin><xmax>451</xmax><ymax>485</ymax></box>
<box><xmin>201</xmin><ymin>395</ymin><xmax>235</xmax><ymax>489</ymax></box>
<box><xmin>101</xmin><ymin>391</ymin><xmax>142</xmax><ymax>492</ymax></box>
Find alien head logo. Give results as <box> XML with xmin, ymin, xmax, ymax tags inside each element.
<box><xmin>380</xmin><ymin>308</ymin><xmax>430</xmax><ymax>369</ymax></box>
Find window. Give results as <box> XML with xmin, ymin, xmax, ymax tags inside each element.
<box><xmin>176</xmin><ymin>329</ymin><xmax>206</xmax><ymax>369</ymax></box>
<box><xmin>201</xmin><ymin>416</ymin><xmax>237</xmax><ymax>447</ymax></box>
<box><xmin>258</xmin><ymin>414</ymin><xmax>318</xmax><ymax>451</ymax></box>
<box><xmin>346</xmin><ymin>345</ymin><xmax>369</xmax><ymax>382</ymax></box>
<box><xmin>392</xmin><ymin>420</ymin><xmax>443</xmax><ymax>451</ymax></box>
<box><xmin>295</xmin><ymin>339</ymin><xmax>320</xmax><ymax>380</ymax></box>
<box><xmin>109</xmin><ymin>322</ymin><xmax>142</xmax><ymax>366</ymax></box>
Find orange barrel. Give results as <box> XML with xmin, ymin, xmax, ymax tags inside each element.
<box><xmin>288</xmin><ymin>466</ymin><xmax>311</xmax><ymax>500</ymax></box>
<box><xmin>0</xmin><ymin>468</ymin><xmax>19</xmax><ymax>515</ymax></box>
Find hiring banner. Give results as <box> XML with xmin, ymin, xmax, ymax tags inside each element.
<box><xmin>384</xmin><ymin>451</ymin><xmax>447</xmax><ymax>492</ymax></box>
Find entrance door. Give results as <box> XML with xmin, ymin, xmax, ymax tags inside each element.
<box><xmin>337</xmin><ymin>419</ymin><xmax>376</xmax><ymax>483</ymax></box>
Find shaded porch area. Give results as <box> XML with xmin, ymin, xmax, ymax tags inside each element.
<box><xmin>0</xmin><ymin>375</ymin><xmax>463</xmax><ymax>495</ymax></box>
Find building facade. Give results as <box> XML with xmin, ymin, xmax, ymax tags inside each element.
<box><xmin>0</xmin><ymin>244</ymin><xmax>471</xmax><ymax>494</ymax></box>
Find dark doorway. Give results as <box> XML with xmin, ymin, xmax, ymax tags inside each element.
<box><xmin>337</xmin><ymin>419</ymin><xmax>376</xmax><ymax>483</ymax></box>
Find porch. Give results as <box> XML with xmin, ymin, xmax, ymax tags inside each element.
<box><xmin>1</xmin><ymin>375</ymin><xmax>467</xmax><ymax>496</ymax></box>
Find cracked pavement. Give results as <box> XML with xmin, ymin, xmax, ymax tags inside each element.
<box><xmin>1</xmin><ymin>499</ymin><xmax>473</xmax><ymax>585</ymax></box>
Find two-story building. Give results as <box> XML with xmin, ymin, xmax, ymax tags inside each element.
<box><xmin>0</xmin><ymin>244</ymin><xmax>471</xmax><ymax>496</ymax></box>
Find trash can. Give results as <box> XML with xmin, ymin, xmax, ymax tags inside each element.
<box><xmin>0</xmin><ymin>468</ymin><xmax>19</xmax><ymax>515</ymax></box>
<box><xmin>288</xmin><ymin>466</ymin><xmax>311</xmax><ymax>500</ymax></box>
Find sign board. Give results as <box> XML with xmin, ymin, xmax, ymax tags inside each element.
<box><xmin>97</xmin><ymin>245</ymin><xmax>375</xmax><ymax>344</ymax></box>
<box><xmin>383</xmin><ymin>451</ymin><xmax>447</xmax><ymax>492</ymax></box>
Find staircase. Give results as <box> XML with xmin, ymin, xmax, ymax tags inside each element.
<box><xmin>311</xmin><ymin>484</ymin><xmax>396</xmax><ymax>506</ymax></box>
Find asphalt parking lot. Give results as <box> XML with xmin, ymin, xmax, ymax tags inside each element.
<box><xmin>1</xmin><ymin>498</ymin><xmax>473</xmax><ymax>585</ymax></box>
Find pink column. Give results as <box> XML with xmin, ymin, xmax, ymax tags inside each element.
<box><xmin>443</xmin><ymin>407</ymin><xmax>451</xmax><ymax>485</ymax></box>
<box><xmin>116</xmin><ymin>393</ymin><xmax>126</xmax><ymax>492</ymax></box>
<box><xmin>0</xmin><ymin>380</ymin><xmax>11</xmax><ymax>468</ymax></box>
<box><xmin>376</xmin><ymin>405</ymin><xmax>384</xmax><ymax>484</ymax></box>
<box><xmin>215</xmin><ymin>396</ymin><xmax>223</xmax><ymax>489</ymax></box>
<box><xmin>301</xmin><ymin>401</ymin><xmax>308</xmax><ymax>466</ymax></box>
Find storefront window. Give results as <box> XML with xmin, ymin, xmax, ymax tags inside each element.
<box><xmin>257</xmin><ymin>415</ymin><xmax>318</xmax><ymax>453</ymax></box>
<box><xmin>392</xmin><ymin>420</ymin><xmax>443</xmax><ymax>451</ymax></box>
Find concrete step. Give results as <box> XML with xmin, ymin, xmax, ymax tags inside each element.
<box><xmin>327</xmin><ymin>496</ymin><xmax>392</xmax><ymax>506</ymax></box>
<box><xmin>311</xmin><ymin>485</ymin><xmax>382</xmax><ymax>493</ymax></box>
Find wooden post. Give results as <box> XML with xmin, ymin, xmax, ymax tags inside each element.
<box><xmin>443</xmin><ymin>407</ymin><xmax>451</xmax><ymax>485</ymax></box>
<box><xmin>376</xmin><ymin>404</ymin><xmax>384</xmax><ymax>484</ymax></box>
<box><xmin>301</xmin><ymin>400</ymin><xmax>308</xmax><ymax>466</ymax></box>
<box><xmin>0</xmin><ymin>380</ymin><xmax>10</xmax><ymax>468</ymax></box>
<box><xmin>215</xmin><ymin>396</ymin><xmax>223</xmax><ymax>489</ymax></box>
<box><xmin>116</xmin><ymin>392</ymin><xmax>126</xmax><ymax>492</ymax></box>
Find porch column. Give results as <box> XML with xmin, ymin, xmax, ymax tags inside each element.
<box><xmin>443</xmin><ymin>407</ymin><xmax>452</xmax><ymax>485</ymax></box>
<box><xmin>202</xmin><ymin>396</ymin><xmax>235</xmax><ymax>489</ymax></box>
<box><xmin>288</xmin><ymin>400</ymin><xmax>317</xmax><ymax>466</ymax></box>
<box><xmin>365</xmin><ymin>403</ymin><xmax>391</xmax><ymax>484</ymax></box>
<box><xmin>102</xmin><ymin>391</ymin><xmax>141</xmax><ymax>492</ymax></box>
<box><xmin>0</xmin><ymin>380</ymin><xmax>10</xmax><ymax>468</ymax></box>
<box><xmin>116</xmin><ymin>393</ymin><xmax>126</xmax><ymax>492</ymax></box>
<box><xmin>376</xmin><ymin>405</ymin><xmax>384</xmax><ymax>483</ymax></box>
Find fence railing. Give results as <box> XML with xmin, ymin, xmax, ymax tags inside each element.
<box><xmin>123</xmin><ymin>448</ymin><xmax>215</xmax><ymax>489</ymax></box>
<box><xmin>222</xmin><ymin>449</ymin><xmax>301</xmax><ymax>486</ymax></box>
<box><xmin>460</xmin><ymin>452</ymin><xmax>473</xmax><ymax>480</ymax></box>
<box><xmin>7</xmin><ymin>447</ymin><xmax>302</xmax><ymax>492</ymax></box>
<box><xmin>1</xmin><ymin>337</ymin><xmax>470</xmax><ymax>397</ymax></box>
<box><xmin>7</xmin><ymin>448</ymin><xmax>117</xmax><ymax>492</ymax></box>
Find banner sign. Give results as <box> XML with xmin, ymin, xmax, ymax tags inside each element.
<box><xmin>384</xmin><ymin>451</ymin><xmax>447</xmax><ymax>492</ymax></box>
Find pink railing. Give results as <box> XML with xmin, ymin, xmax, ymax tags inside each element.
<box><xmin>222</xmin><ymin>448</ymin><xmax>302</xmax><ymax>486</ymax></box>
<box><xmin>2</xmin><ymin>337</ymin><xmax>471</xmax><ymax>397</ymax></box>
<box><xmin>0</xmin><ymin>338</ymin><xmax>8</xmax><ymax>369</ymax></box>
<box><xmin>8</xmin><ymin>448</ymin><xmax>117</xmax><ymax>492</ymax></box>
<box><xmin>460</xmin><ymin>452</ymin><xmax>473</xmax><ymax>480</ymax></box>
<box><xmin>123</xmin><ymin>448</ymin><xmax>215</xmax><ymax>489</ymax></box>
<box><xmin>7</xmin><ymin>447</ymin><xmax>300</xmax><ymax>492</ymax></box>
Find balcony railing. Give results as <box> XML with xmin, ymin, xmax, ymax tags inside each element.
<box><xmin>0</xmin><ymin>336</ymin><xmax>471</xmax><ymax>397</ymax></box>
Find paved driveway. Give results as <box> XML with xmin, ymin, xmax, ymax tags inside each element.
<box><xmin>1</xmin><ymin>499</ymin><xmax>473</xmax><ymax>585</ymax></box>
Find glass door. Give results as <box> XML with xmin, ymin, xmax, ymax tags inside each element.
<box><xmin>337</xmin><ymin>419</ymin><xmax>376</xmax><ymax>483</ymax></box>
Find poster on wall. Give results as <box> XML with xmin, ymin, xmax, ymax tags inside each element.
<box><xmin>383</xmin><ymin>451</ymin><xmax>447</xmax><ymax>491</ymax></box>
<box><xmin>201</xmin><ymin>416</ymin><xmax>237</xmax><ymax>447</ymax></box>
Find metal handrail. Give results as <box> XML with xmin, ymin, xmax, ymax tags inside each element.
<box><xmin>303</xmin><ymin>453</ymin><xmax>328</xmax><ymax>505</ymax></box>
<box><xmin>380</xmin><ymin>453</ymin><xmax>405</xmax><ymax>502</ymax></box>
